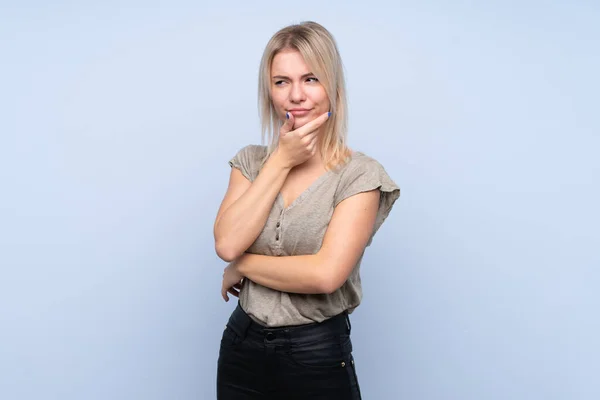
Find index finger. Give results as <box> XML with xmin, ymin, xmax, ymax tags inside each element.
<box><xmin>295</xmin><ymin>112</ymin><xmax>331</xmax><ymax>137</ymax></box>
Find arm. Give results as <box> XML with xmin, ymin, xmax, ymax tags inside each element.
<box><xmin>214</xmin><ymin>112</ymin><xmax>331</xmax><ymax>262</ymax></box>
<box><xmin>213</xmin><ymin>151</ymin><xmax>291</xmax><ymax>262</ymax></box>
<box><xmin>236</xmin><ymin>189</ymin><xmax>381</xmax><ymax>294</ymax></box>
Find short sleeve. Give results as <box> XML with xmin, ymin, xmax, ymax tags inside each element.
<box><xmin>228</xmin><ymin>145</ymin><xmax>265</xmax><ymax>181</ymax></box>
<box><xmin>334</xmin><ymin>159</ymin><xmax>400</xmax><ymax>245</ymax></box>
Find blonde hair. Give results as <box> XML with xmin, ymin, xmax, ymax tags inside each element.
<box><xmin>258</xmin><ymin>21</ymin><xmax>351</xmax><ymax>170</ymax></box>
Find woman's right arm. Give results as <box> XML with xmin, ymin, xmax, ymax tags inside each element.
<box><xmin>213</xmin><ymin>111</ymin><xmax>331</xmax><ymax>262</ymax></box>
<box><xmin>213</xmin><ymin>150</ymin><xmax>291</xmax><ymax>262</ymax></box>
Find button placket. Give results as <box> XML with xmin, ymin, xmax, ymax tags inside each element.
<box><xmin>275</xmin><ymin>212</ymin><xmax>283</xmax><ymax>243</ymax></box>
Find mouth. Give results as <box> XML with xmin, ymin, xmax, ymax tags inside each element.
<box><xmin>287</xmin><ymin>108</ymin><xmax>312</xmax><ymax>117</ymax></box>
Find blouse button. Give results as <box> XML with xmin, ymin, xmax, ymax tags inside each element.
<box><xmin>276</xmin><ymin>234</ymin><xmax>279</xmax><ymax>241</ymax></box>
<box><xmin>276</xmin><ymin>222</ymin><xmax>280</xmax><ymax>228</ymax></box>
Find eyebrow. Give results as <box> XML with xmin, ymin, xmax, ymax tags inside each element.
<box><xmin>271</xmin><ymin>73</ymin><xmax>315</xmax><ymax>80</ymax></box>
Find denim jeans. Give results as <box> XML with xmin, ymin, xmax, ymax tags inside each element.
<box><xmin>217</xmin><ymin>303</ymin><xmax>362</xmax><ymax>399</ymax></box>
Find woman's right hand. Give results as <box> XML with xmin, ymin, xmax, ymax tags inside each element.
<box><xmin>274</xmin><ymin>111</ymin><xmax>331</xmax><ymax>169</ymax></box>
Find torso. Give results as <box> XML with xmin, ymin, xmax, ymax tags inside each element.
<box><xmin>280</xmin><ymin>150</ymin><xmax>353</xmax><ymax>209</ymax></box>
<box><xmin>280</xmin><ymin>166</ymin><xmax>329</xmax><ymax>209</ymax></box>
<box><xmin>228</xmin><ymin>144</ymin><xmax>400</xmax><ymax>327</ymax></box>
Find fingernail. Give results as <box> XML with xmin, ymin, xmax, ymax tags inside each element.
<box><xmin>286</xmin><ymin>112</ymin><xmax>289</xmax><ymax>119</ymax></box>
<box><xmin>327</xmin><ymin>111</ymin><xmax>331</xmax><ymax>117</ymax></box>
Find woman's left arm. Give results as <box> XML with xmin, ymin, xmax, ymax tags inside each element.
<box><xmin>224</xmin><ymin>189</ymin><xmax>380</xmax><ymax>296</ymax></box>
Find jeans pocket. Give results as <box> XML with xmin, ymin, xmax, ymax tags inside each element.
<box><xmin>287</xmin><ymin>335</ymin><xmax>348</xmax><ymax>369</ymax></box>
<box><xmin>219</xmin><ymin>325</ymin><xmax>242</xmax><ymax>352</ymax></box>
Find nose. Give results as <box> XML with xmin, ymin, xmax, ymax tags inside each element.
<box><xmin>289</xmin><ymin>82</ymin><xmax>306</xmax><ymax>103</ymax></box>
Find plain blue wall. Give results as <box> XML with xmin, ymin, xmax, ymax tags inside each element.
<box><xmin>1</xmin><ymin>1</ymin><xmax>598</xmax><ymax>399</ymax></box>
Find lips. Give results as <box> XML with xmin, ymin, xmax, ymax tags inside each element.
<box><xmin>288</xmin><ymin>108</ymin><xmax>312</xmax><ymax>116</ymax></box>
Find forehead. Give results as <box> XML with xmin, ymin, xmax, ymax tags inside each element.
<box><xmin>271</xmin><ymin>49</ymin><xmax>311</xmax><ymax>76</ymax></box>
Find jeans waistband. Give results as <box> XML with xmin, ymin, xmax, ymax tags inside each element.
<box><xmin>226</xmin><ymin>303</ymin><xmax>351</xmax><ymax>346</ymax></box>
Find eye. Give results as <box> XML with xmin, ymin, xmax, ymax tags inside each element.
<box><xmin>274</xmin><ymin>80</ymin><xmax>285</xmax><ymax>86</ymax></box>
<box><xmin>306</xmin><ymin>77</ymin><xmax>319</xmax><ymax>83</ymax></box>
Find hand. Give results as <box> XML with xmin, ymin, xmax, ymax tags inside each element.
<box><xmin>221</xmin><ymin>260</ymin><xmax>244</xmax><ymax>302</ymax></box>
<box><xmin>275</xmin><ymin>111</ymin><xmax>331</xmax><ymax>169</ymax></box>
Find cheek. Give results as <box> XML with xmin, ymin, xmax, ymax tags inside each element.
<box><xmin>309</xmin><ymin>87</ymin><xmax>329</xmax><ymax>109</ymax></box>
<box><xmin>269</xmin><ymin>101</ymin><xmax>284</xmax><ymax>120</ymax></box>
<box><xmin>270</xmin><ymin>92</ymin><xmax>286</xmax><ymax>110</ymax></box>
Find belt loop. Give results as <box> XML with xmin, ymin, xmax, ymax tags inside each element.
<box><xmin>345</xmin><ymin>312</ymin><xmax>351</xmax><ymax>333</ymax></box>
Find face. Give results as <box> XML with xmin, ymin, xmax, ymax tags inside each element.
<box><xmin>270</xmin><ymin>49</ymin><xmax>330</xmax><ymax>129</ymax></box>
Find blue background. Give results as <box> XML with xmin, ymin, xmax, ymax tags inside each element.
<box><xmin>1</xmin><ymin>1</ymin><xmax>598</xmax><ymax>399</ymax></box>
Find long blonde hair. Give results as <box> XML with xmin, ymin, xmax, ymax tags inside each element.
<box><xmin>258</xmin><ymin>21</ymin><xmax>351</xmax><ymax>170</ymax></box>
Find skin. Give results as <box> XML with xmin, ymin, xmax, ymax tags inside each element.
<box><xmin>213</xmin><ymin>113</ymin><xmax>331</xmax><ymax>261</ymax></box>
<box><xmin>271</xmin><ymin>49</ymin><xmax>330</xmax><ymax>136</ymax></box>
<box><xmin>219</xmin><ymin>49</ymin><xmax>380</xmax><ymax>301</ymax></box>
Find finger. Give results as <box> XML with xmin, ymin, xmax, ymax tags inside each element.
<box><xmin>303</xmin><ymin>132</ymin><xmax>319</xmax><ymax>152</ymax></box>
<box><xmin>296</xmin><ymin>111</ymin><xmax>330</xmax><ymax>137</ymax></box>
<box><xmin>221</xmin><ymin>287</ymin><xmax>229</xmax><ymax>302</ymax></box>
<box><xmin>280</xmin><ymin>112</ymin><xmax>295</xmax><ymax>135</ymax></box>
<box><xmin>303</xmin><ymin>129</ymin><xmax>319</xmax><ymax>143</ymax></box>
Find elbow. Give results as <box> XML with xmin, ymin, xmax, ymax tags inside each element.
<box><xmin>316</xmin><ymin>271</ymin><xmax>343</xmax><ymax>295</ymax></box>
<box><xmin>313</xmin><ymin>255</ymin><xmax>345</xmax><ymax>294</ymax></box>
<box><xmin>214</xmin><ymin>240</ymin><xmax>242</xmax><ymax>263</ymax></box>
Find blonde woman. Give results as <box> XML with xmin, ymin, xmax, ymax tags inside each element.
<box><xmin>214</xmin><ymin>21</ymin><xmax>400</xmax><ymax>399</ymax></box>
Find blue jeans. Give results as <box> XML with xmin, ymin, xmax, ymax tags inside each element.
<box><xmin>217</xmin><ymin>303</ymin><xmax>362</xmax><ymax>399</ymax></box>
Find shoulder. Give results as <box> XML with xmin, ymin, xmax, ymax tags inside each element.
<box><xmin>338</xmin><ymin>151</ymin><xmax>393</xmax><ymax>179</ymax></box>
<box><xmin>334</xmin><ymin>150</ymin><xmax>400</xmax><ymax>206</ymax></box>
<box><xmin>235</xmin><ymin>144</ymin><xmax>268</xmax><ymax>159</ymax></box>
<box><xmin>228</xmin><ymin>144</ymin><xmax>268</xmax><ymax>181</ymax></box>
<box><xmin>333</xmin><ymin>150</ymin><xmax>401</xmax><ymax>245</ymax></box>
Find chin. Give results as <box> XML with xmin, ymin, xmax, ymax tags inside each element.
<box><xmin>294</xmin><ymin>113</ymin><xmax>316</xmax><ymax>123</ymax></box>
<box><xmin>293</xmin><ymin>121</ymin><xmax>308</xmax><ymax>129</ymax></box>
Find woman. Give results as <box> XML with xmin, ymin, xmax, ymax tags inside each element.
<box><xmin>213</xmin><ymin>21</ymin><xmax>400</xmax><ymax>399</ymax></box>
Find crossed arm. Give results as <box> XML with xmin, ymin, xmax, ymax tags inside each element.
<box><xmin>214</xmin><ymin>165</ymin><xmax>380</xmax><ymax>300</ymax></box>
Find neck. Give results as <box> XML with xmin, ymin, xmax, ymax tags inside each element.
<box><xmin>297</xmin><ymin>149</ymin><xmax>325</xmax><ymax>171</ymax></box>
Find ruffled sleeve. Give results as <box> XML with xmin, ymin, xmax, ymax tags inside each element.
<box><xmin>334</xmin><ymin>157</ymin><xmax>400</xmax><ymax>245</ymax></box>
<box><xmin>228</xmin><ymin>145</ymin><xmax>266</xmax><ymax>181</ymax></box>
